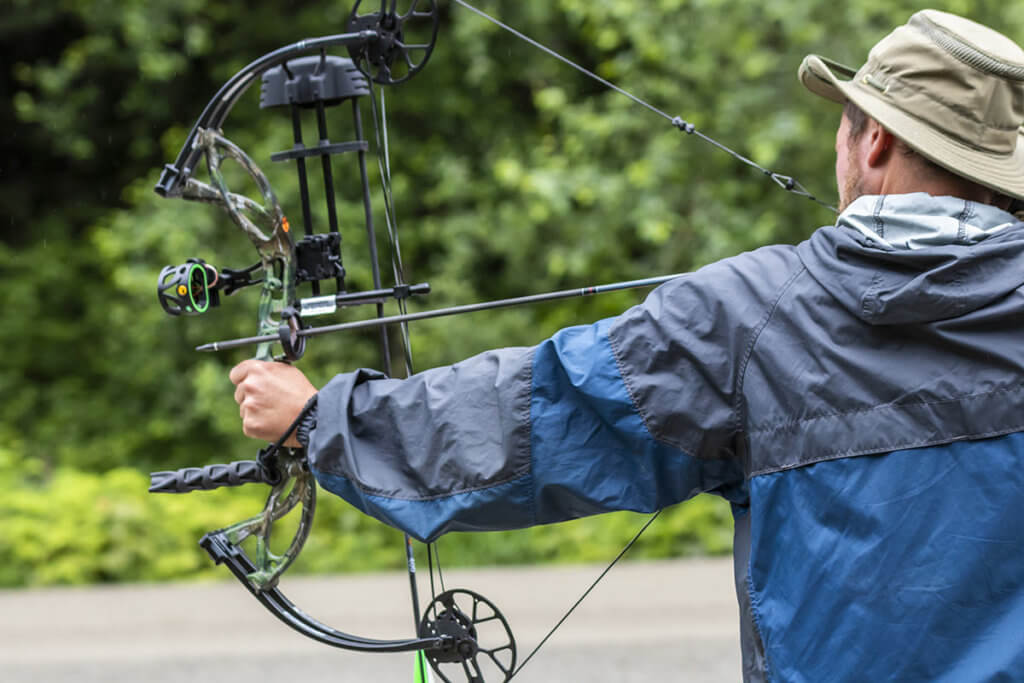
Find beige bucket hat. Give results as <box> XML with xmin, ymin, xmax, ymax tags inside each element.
<box><xmin>799</xmin><ymin>9</ymin><xmax>1024</xmax><ymax>200</ymax></box>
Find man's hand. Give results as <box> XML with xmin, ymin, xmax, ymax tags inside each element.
<box><xmin>230</xmin><ymin>360</ymin><xmax>318</xmax><ymax>448</ymax></box>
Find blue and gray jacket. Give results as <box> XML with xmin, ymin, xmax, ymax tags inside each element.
<box><xmin>306</xmin><ymin>194</ymin><xmax>1024</xmax><ymax>682</ymax></box>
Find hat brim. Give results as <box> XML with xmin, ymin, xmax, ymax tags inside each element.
<box><xmin>799</xmin><ymin>54</ymin><xmax>1024</xmax><ymax>201</ymax></box>
<box><xmin>798</xmin><ymin>55</ymin><xmax>857</xmax><ymax>103</ymax></box>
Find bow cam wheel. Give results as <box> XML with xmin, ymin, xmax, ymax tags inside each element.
<box><xmin>347</xmin><ymin>0</ymin><xmax>440</xmax><ymax>85</ymax></box>
<box><xmin>419</xmin><ymin>588</ymin><xmax>516</xmax><ymax>682</ymax></box>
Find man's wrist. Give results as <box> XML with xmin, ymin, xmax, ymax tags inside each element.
<box><xmin>295</xmin><ymin>404</ymin><xmax>317</xmax><ymax>448</ymax></box>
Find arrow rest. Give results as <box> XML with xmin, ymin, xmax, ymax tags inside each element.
<box><xmin>277</xmin><ymin>306</ymin><xmax>308</xmax><ymax>361</ymax></box>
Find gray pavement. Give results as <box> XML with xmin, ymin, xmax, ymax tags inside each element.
<box><xmin>0</xmin><ymin>558</ymin><xmax>740</xmax><ymax>682</ymax></box>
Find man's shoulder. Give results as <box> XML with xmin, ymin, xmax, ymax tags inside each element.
<box><xmin>666</xmin><ymin>240</ymin><xmax>810</xmax><ymax>307</ymax></box>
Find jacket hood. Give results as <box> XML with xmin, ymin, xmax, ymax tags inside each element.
<box><xmin>798</xmin><ymin>193</ymin><xmax>1024</xmax><ymax>325</ymax></box>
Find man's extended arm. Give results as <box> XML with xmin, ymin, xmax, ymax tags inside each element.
<box><xmin>231</xmin><ymin>245</ymin><xmax>800</xmax><ymax>542</ymax></box>
<box><xmin>291</xmin><ymin>247</ymin><xmax>801</xmax><ymax>542</ymax></box>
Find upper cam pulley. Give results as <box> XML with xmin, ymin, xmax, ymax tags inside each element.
<box><xmin>347</xmin><ymin>0</ymin><xmax>440</xmax><ymax>84</ymax></box>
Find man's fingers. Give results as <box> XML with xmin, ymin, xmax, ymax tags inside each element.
<box><xmin>237</xmin><ymin>398</ymin><xmax>262</xmax><ymax>439</ymax></box>
<box><xmin>228</xmin><ymin>359</ymin><xmax>317</xmax><ymax>444</ymax></box>
<box><xmin>229</xmin><ymin>359</ymin><xmax>260</xmax><ymax>385</ymax></box>
<box><xmin>239</xmin><ymin>405</ymin><xmax>285</xmax><ymax>442</ymax></box>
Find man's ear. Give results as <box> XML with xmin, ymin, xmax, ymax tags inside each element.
<box><xmin>865</xmin><ymin>122</ymin><xmax>894</xmax><ymax>167</ymax></box>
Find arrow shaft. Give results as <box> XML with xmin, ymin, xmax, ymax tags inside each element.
<box><xmin>197</xmin><ymin>273</ymin><xmax>683</xmax><ymax>353</ymax></box>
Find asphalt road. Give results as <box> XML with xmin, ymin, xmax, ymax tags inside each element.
<box><xmin>0</xmin><ymin>558</ymin><xmax>740</xmax><ymax>682</ymax></box>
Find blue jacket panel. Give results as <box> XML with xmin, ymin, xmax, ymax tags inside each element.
<box><xmin>749</xmin><ymin>435</ymin><xmax>1024</xmax><ymax>682</ymax></box>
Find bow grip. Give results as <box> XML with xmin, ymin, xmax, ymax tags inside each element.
<box><xmin>149</xmin><ymin>460</ymin><xmax>275</xmax><ymax>493</ymax></box>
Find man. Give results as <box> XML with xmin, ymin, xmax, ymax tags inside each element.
<box><xmin>231</xmin><ymin>10</ymin><xmax>1024</xmax><ymax>681</ymax></box>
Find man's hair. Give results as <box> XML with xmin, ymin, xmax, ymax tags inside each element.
<box><xmin>843</xmin><ymin>100</ymin><xmax>1018</xmax><ymax>212</ymax></box>
<box><xmin>843</xmin><ymin>101</ymin><xmax>952</xmax><ymax>177</ymax></box>
<box><xmin>842</xmin><ymin>100</ymin><xmax>872</xmax><ymax>142</ymax></box>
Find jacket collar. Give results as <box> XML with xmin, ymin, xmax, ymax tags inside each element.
<box><xmin>838</xmin><ymin>193</ymin><xmax>1017</xmax><ymax>250</ymax></box>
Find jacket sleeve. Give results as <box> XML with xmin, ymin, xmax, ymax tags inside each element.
<box><xmin>306</xmin><ymin>248</ymin><xmax>796</xmax><ymax>542</ymax></box>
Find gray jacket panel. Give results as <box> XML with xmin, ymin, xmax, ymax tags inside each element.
<box><xmin>311</xmin><ymin>351</ymin><xmax>534</xmax><ymax>498</ymax></box>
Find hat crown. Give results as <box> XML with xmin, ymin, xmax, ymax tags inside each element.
<box><xmin>857</xmin><ymin>10</ymin><xmax>1024</xmax><ymax>155</ymax></box>
<box><xmin>909</xmin><ymin>10</ymin><xmax>1024</xmax><ymax>77</ymax></box>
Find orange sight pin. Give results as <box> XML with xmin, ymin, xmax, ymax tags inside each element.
<box><xmin>282</xmin><ymin>216</ymin><xmax>291</xmax><ymax>233</ymax></box>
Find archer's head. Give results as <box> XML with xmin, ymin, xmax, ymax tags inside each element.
<box><xmin>799</xmin><ymin>9</ymin><xmax>1024</xmax><ymax>213</ymax></box>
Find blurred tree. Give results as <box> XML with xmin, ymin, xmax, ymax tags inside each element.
<box><xmin>2</xmin><ymin>0</ymin><xmax>1022</xmax><ymax>584</ymax></box>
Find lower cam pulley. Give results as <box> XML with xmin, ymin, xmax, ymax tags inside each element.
<box><xmin>419</xmin><ymin>589</ymin><xmax>516</xmax><ymax>683</ymax></box>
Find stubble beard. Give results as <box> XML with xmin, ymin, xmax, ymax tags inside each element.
<box><xmin>838</xmin><ymin>147</ymin><xmax>864</xmax><ymax>213</ymax></box>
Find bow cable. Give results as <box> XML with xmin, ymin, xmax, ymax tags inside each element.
<box><xmin>451</xmin><ymin>0</ymin><xmax>837</xmax><ymax>213</ymax></box>
<box><xmin>339</xmin><ymin>53</ymin><xmax>434</xmax><ymax>677</ymax></box>
<box><xmin>369</xmin><ymin>80</ymin><xmax>449</xmax><ymax>677</ymax></box>
<box><xmin>512</xmin><ymin>510</ymin><xmax>662</xmax><ymax>678</ymax></box>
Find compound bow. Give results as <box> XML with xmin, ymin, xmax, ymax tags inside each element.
<box><xmin>148</xmin><ymin>2</ymin><xmax>834</xmax><ymax>681</ymax></box>
<box><xmin>149</xmin><ymin>3</ymin><xmax>518</xmax><ymax>681</ymax></box>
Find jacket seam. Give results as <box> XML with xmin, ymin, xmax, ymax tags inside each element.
<box><xmin>523</xmin><ymin>346</ymin><xmax>538</xmax><ymax>526</ymax></box>
<box><xmin>607</xmin><ymin>316</ymin><xmax>682</xmax><ymax>455</ymax></box>
<box><xmin>957</xmin><ymin>199</ymin><xmax>971</xmax><ymax>241</ymax></box>
<box><xmin>861</xmin><ymin>271</ymin><xmax>882</xmax><ymax>318</ymax></box>
<box><xmin>748</xmin><ymin>383</ymin><xmax>1024</xmax><ymax>434</ymax></box>
<box><xmin>750</xmin><ymin>423</ymin><xmax>1024</xmax><ymax>477</ymax></box>
<box><xmin>734</xmin><ymin>265</ymin><xmax>808</xmax><ymax>440</ymax></box>
<box><xmin>746</xmin><ymin>570</ymin><xmax>775</xmax><ymax>683</ymax></box>
<box><xmin>873</xmin><ymin>194</ymin><xmax>886</xmax><ymax>238</ymax></box>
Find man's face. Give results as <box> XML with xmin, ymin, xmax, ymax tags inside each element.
<box><xmin>835</xmin><ymin>112</ymin><xmax>863</xmax><ymax>212</ymax></box>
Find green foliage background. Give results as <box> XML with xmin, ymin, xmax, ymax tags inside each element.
<box><xmin>2</xmin><ymin>0</ymin><xmax>1021</xmax><ymax>586</ymax></box>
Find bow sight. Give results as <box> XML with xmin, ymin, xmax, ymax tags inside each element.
<box><xmin>148</xmin><ymin>3</ymin><xmax>517</xmax><ymax>682</ymax></box>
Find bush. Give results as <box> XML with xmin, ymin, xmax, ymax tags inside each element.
<box><xmin>0</xmin><ymin>438</ymin><xmax>732</xmax><ymax>587</ymax></box>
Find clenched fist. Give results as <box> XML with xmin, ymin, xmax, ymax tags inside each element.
<box><xmin>230</xmin><ymin>360</ymin><xmax>318</xmax><ymax>447</ymax></box>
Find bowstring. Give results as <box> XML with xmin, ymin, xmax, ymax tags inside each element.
<box><xmin>367</xmin><ymin>81</ymin><xmax>447</xmax><ymax>629</ymax></box>
<box><xmin>370</xmin><ymin>86</ymin><xmax>416</xmax><ymax>374</ymax></box>
<box><xmin>452</xmin><ymin>0</ymin><xmax>837</xmax><ymax>214</ymax></box>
